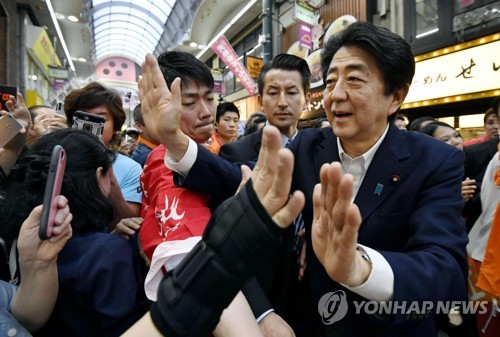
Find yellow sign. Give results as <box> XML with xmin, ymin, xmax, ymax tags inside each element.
<box><xmin>31</xmin><ymin>27</ymin><xmax>61</xmax><ymax>71</ymax></box>
<box><xmin>246</xmin><ymin>56</ymin><xmax>263</xmax><ymax>79</ymax></box>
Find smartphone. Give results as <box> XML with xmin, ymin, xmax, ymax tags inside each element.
<box><xmin>55</xmin><ymin>101</ymin><xmax>64</xmax><ymax>114</ymax></box>
<box><xmin>0</xmin><ymin>113</ymin><xmax>23</xmax><ymax>148</ymax></box>
<box><xmin>39</xmin><ymin>145</ymin><xmax>67</xmax><ymax>240</ymax></box>
<box><xmin>72</xmin><ymin>110</ymin><xmax>105</xmax><ymax>139</ymax></box>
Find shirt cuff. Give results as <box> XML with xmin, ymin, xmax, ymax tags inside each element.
<box><xmin>164</xmin><ymin>137</ymin><xmax>198</xmax><ymax>177</ymax></box>
<box><xmin>256</xmin><ymin>309</ymin><xmax>274</xmax><ymax>323</ymax></box>
<box><xmin>342</xmin><ymin>244</ymin><xmax>394</xmax><ymax>302</ymax></box>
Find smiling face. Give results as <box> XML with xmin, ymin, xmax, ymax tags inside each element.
<box><xmin>259</xmin><ymin>69</ymin><xmax>309</xmax><ymax>138</ymax></box>
<box><xmin>323</xmin><ymin>46</ymin><xmax>407</xmax><ymax>157</ymax></box>
<box><xmin>179</xmin><ymin>83</ymin><xmax>216</xmax><ymax>143</ymax></box>
<box><xmin>433</xmin><ymin>125</ymin><xmax>464</xmax><ymax>151</ymax></box>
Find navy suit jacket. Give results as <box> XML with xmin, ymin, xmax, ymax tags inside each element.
<box><xmin>220</xmin><ymin>128</ymin><xmax>263</xmax><ymax>163</ymax></box>
<box><xmin>176</xmin><ymin>124</ymin><xmax>468</xmax><ymax>336</ymax></box>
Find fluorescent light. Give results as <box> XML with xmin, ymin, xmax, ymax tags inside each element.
<box><xmin>67</xmin><ymin>15</ymin><xmax>79</xmax><ymax>23</ymax></box>
<box><xmin>196</xmin><ymin>0</ymin><xmax>257</xmax><ymax>59</ymax></box>
<box><xmin>46</xmin><ymin>0</ymin><xmax>75</xmax><ymax>71</ymax></box>
<box><xmin>78</xmin><ymin>57</ymin><xmax>87</xmax><ymax>62</ymax></box>
<box><xmin>415</xmin><ymin>28</ymin><xmax>439</xmax><ymax>39</ymax></box>
<box><xmin>189</xmin><ymin>41</ymin><xmax>198</xmax><ymax>48</ymax></box>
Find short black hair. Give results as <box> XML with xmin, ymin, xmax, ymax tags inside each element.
<box><xmin>408</xmin><ymin>116</ymin><xmax>435</xmax><ymax>132</ymax></box>
<box><xmin>321</xmin><ymin>21</ymin><xmax>415</xmax><ymax>96</ymax></box>
<box><xmin>64</xmin><ymin>82</ymin><xmax>125</xmax><ymax>132</ymax></box>
<box><xmin>418</xmin><ymin>121</ymin><xmax>461</xmax><ymax>139</ymax></box>
<box><xmin>484</xmin><ymin>108</ymin><xmax>496</xmax><ymax>124</ymax></box>
<box><xmin>244</xmin><ymin>112</ymin><xmax>266</xmax><ymax>136</ymax></box>
<box><xmin>133</xmin><ymin>104</ymin><xmax>143</xmax><ymax>125</ymax></box>
<box><xmin>216</xmin><ymin>102</ymin><xmax>240</xmax><ymax>123</ymax></box>
<box><xmin>157</xmin><ymin>51</ymin><xmax>214</xmax><ymax>91</ymax></box>
<box><xmin>257</xmin><ymin>53</ymin><xmax>311</xmax><ymax>96</ymax></box>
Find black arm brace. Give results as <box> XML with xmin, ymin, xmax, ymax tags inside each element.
<box><xmin>150</xmin><ymin>179</ymin><xmax>287</xmax><ymax>336</ymax></box>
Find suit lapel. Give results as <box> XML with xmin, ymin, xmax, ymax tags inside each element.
<box><xmin>313</xmin><ymin>130</ymin><xmax>340</xmax><ymax>182</ymax></box>
<box><xmin>354</xmin><ymin>125</ymin><xmax>409</xmax><ymax>221</ymax></box>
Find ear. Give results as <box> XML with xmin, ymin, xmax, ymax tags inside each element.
<box><xmin>388</xmin><ymin>84</ymin><xmax>410</xmax><ymax>117</ymax></box>
<box><xmin>304</xmin><ymin>92</ymin><xmax>311</xmax><ymax>110</ymax></box>
<box><xmin>258</xmin><ymin>94</ymin><xmax>263</xmax><ymax>108</ymax></box>
<box><xmin>96</xmin><ymin>166</ymin><xmax>111</xmax><ymax>196</ymax></box>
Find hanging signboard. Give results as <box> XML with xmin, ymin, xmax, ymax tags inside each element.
<box><xmin>211</xmin><ymin>36</ymin><xmax>257</xmax><ymax>96</ymax></box>
<box><xmin>294</xmin><ymin>1</ymin><xmax>316</xmax><ymax>26</ymax></box>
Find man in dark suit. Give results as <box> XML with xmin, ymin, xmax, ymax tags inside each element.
<box><xmin>139</xmin><ymin>21</ymin><xmax>468</xmax><ymax>337</ymax></box>
<box><xmin>220</xmin><ymin>54</ymin><xmax>311</xmax><ymax>163</ymax></box>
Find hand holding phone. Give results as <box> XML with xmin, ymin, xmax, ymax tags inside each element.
<box><xmin>0</xmin><ymin>113</ymin><xmax>23</xmax><ymax>148</ymax></box>
<box><xmin>39</xmin><ymin>145</ymin><xmax>67</xmax><ymax>240</ymax></box>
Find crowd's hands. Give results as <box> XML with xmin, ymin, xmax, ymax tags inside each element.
<box><xmin>112</xmin><ymin>217</ymin><xmax>143</xmax><ymax>240</ymax></box>
<box><xmin>461</xmin><ymin>177</ymin><xmax>476</xmax><ymax>202</ymax></box>
<box><xmin>0</xmin><ymin>93</ymin><xmax>31</xmax><ymax>151</ymax></box>
<box><xmin>311</xmin><ymin>162</ymin><xmax>370</xmax><ymax>287</ymax></box>
<box><xmin>1</xmin><ymin>93</ymin><xmax>31</xmax><ymax>132</ymax></box>
<box><xmin>240</xmin><ymin>126</ymin><xmax>305</xmax><ymax>228</ymax></box>
<box><xmin>138</xmin><ymin>53</ymin><xmax>188</xmax><ymax>162</ymax></box>
<box><xmin>33</xmin><ymin>111</ymin><xmax>68</xmax><ymax>136</ymax></box>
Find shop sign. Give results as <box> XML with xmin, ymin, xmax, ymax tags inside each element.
<box><xmin>211</xmin><ymin>36</ymin><xmax>257</xmax><ymax>96</ymax></box>
<box><xmin>294</xmin><ymin>2</ymin><xmax>316</xmax><ymax>26</ymax></box>
<box><xmin>246</xmin><ymin>56</ymin><xmax>263</xmax><ymax>79</ymax></box>
<box><xmin>299</xmin><ymin>23</ymin><xmax>313</xmax><ymax>51</ymax></box>
<box><xmin>404</xmin><ymin>39</ymin><xmax>500</xmax><ymax>104</ymax></box>
<box><xmin>214</xmin><ymin>81</ymin><xmax>223</xmax><ymax>95</ymax></box>
<box><xmin>301</xmin><ymin>85</ymin><xmax>325</xmax><ymax>120</ymax></box>
<box><xmin>48</xmin><ymin>66</ymin><xmax>69</xmax><ymax>79</ymax></box>
<box><xmin>29</xmin><ymin>26</ymin><xmax>61</xmax><ymax>71</ymax></box>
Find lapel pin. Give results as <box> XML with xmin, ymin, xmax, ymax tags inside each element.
<box><xmin>374</xmin><ymin>183</ymin><xmax>384</xmax><ymax>196</ymax></box>
<box><xmin>391</xmin><ymin>175</ymin><xmax>400</xmax><ymax>183</ymax></box>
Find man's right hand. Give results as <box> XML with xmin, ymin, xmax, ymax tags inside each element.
<box><xmin>138</xmin><ymin>53</ymin><xmax>189</xmax><ymax>162</ymax></box>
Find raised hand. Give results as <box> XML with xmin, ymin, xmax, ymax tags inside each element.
<box><xmin>311</xmin><ymin>162</ymin><xmax>370</xmax><ymax>287</ymax></box>
<box><xmin>249</xmin><ymin>126</ymin><xmax>304</xmax><ymax>228</ymax></box>
<box><xmin>138</xmin><ymin>54</ymin><xmax>188</xmax><ymax>161</ymax></box>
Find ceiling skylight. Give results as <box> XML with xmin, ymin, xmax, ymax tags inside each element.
<box><xmin>90</xmin><ymin>0</ymin><xmax>176</xmax><ymax>65</ymax></box>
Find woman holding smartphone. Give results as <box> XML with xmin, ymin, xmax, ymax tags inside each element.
<box><xmin>0</xmin><ymin>128</ymin><xmax>149</xmax><ymax>337</ymax></box>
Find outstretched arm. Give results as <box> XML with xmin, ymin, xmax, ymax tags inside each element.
<box><xmin>311</xmin><ymin>162</ymin><xmax>370</xmax><ymax>287</ymax></box>
<box><xmin>0</xmin><ymin>93</ymin><xmax>31</xmax><ymax>177</ymax></box>
<box><xmin>11</xmin><ymin>196</ymin><xmax>73</xmax><ymax>332</ymax></box>
<box><xmin>122</xmin><ymin>126</ymin><xmax>304</xmax><ymax>337</ymax></box>
<box><xmin>138</xmin><ymin>54</ymin><xmax>189</xmax><ymax>162</ymax></box>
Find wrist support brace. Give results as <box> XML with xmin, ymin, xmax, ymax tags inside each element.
<box><xmin>150</xmin><ymin>179</ymin><xmax>287</xmax><ymax>336</ymax></box>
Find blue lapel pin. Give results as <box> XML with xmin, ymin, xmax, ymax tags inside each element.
<box><xmin>374</xmin><ymin>183</ymin><xmax>384</xmax><ymax>196</ymax></box>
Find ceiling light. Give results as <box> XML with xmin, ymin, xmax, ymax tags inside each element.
<box><xmin>67</xmin><ymin>15</ymin><xmax>79</xmax><ymax>22</ymax></box>
<box><xmin>189</xmin><ymin>41</ymin><xmax>198</xmax><ymax>48</ymax></box>
<box><xmin>78</xmin><ymin>57</ymin><xmax>87</xmax><ymax>62</ymax></box>
<box><xmin>46</xmin><ymin>0</ymin><xmax>75</xmax><ymax>71</ymax></box>
<box><xmin>54</xmin><ymin>12</ymin><xmax>65</xmax><ymax>20</ymax></box>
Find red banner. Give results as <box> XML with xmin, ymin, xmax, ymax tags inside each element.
<box><xmin>211</xmin><ymin>36</ymin><xmax>257</xmax><ymax>96</ymax></box>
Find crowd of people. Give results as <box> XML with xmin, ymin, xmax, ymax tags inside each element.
<box><xmin>0</xmin><ymin>20</ymin><xmax>498</xmax><ymax>337</ymax></box>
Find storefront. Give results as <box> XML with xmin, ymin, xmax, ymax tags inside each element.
<box><xmin>401</xmin><ymin>33</ymin><xmax>500</xmax><ymax>138</ymax></box>
<box><xmin>25</xmin><ymin>25</ymin><xmax>68</xmax><ymax>107</ymax></box>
